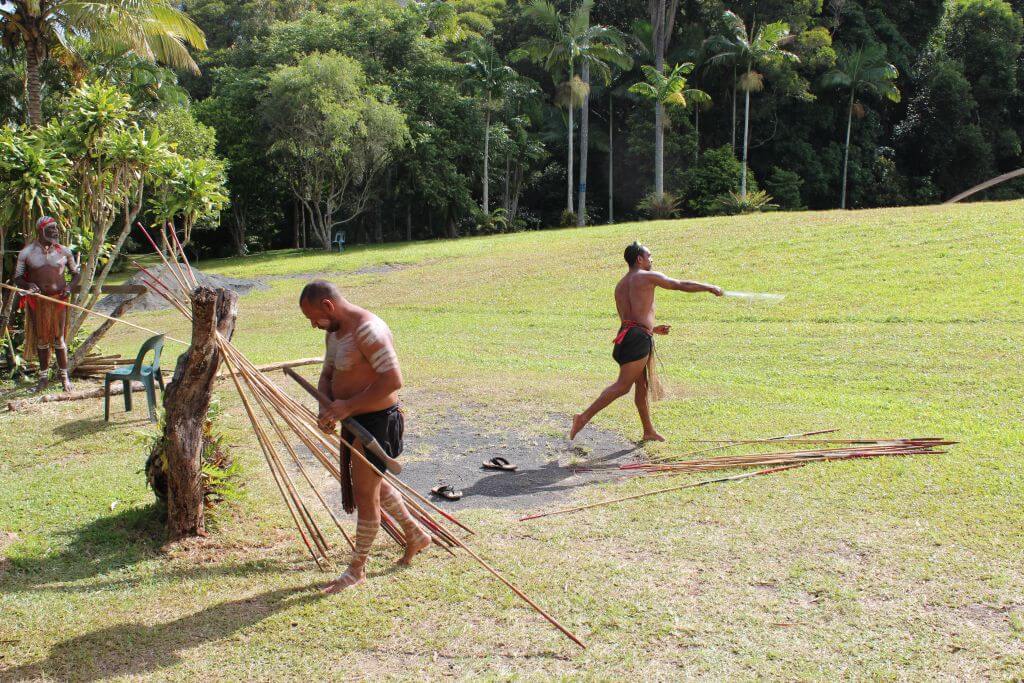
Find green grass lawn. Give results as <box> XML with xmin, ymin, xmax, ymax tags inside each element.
<box><xmin>2</xmin><ymin>202</ymin><xmax>1023</xmax><ymax>679</ymax></box>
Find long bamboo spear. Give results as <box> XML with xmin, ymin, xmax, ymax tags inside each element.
<box><xmin>0</xmin><ymin>283</ymin><xmax>187</xmax><ymax>345</ymax></box>
<box><xmin>520</xmin><ymin>463</ymin><xmax>807</xmax><ymax>521</ymax></box>
<box><xmin>644</xmin><ymin>428</ymin><xmax>838</xmax><ymax>464</ymax></box>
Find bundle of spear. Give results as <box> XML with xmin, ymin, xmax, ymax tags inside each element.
<box><xmin>523</xmin><ymin>430</ymin><xmax>954</xmax><ymax>521</ymax></box>
<box><xmin>132</xmin><ymin>224</ymin><xmax>585</xmax><ymax>649</ymax></box>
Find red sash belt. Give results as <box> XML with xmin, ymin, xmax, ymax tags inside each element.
<box><xmin>613</xmin><ymin>320</ymin><xmax>652</xmax><ymax>344</ymax></box>
<box><xmin>18</xmin><ymin>292</ymin><xmax>68</xmax><ymax>311</ymax></box>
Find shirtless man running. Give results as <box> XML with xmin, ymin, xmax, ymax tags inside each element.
<box><xmin>570</xmin><ymin>241</ymin><xmax>722</xmax><ymax>442</ymax></box>
<box><xmin>299</xmin><ymin>280</ymin><xmax>432</xmax><ymax>593</ymax></box>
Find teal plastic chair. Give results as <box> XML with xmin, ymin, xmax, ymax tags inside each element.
<box><xmin>104</xmin><ymin>334</ymin><xmax>165</xmax><ymax>423</ymax></box>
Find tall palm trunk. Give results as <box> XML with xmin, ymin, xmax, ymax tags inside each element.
<box><xmin>740</xmin><ymin>86</ymin><xmax>751</xmax><ymax>199</ymax></box>
<box><xmin>840</xmin><ymin>89</ymin><xmax>854</xmax><ymax>210</ymax></box>
<box><xmin>483</xmin><ymin>99</ymin><xmax>491</xmax><ymax>214</ymax></box>
<box><xmin>608</xmin><ymin>91</ymin><xmax>614</xmax><ymax>224</ymax></box>
<box><xmin>566</xmin><ymin>99</ymin><xmax>575</xmax><ymax>214</ymax></box>
<box><xmin>694</xmin><ymin>106</ymin><xmax>700</xmax><ymax>162</ymax></box>
<box><xmin>654</xmin><ymin>44</ymin><xmax>665</xmax><ymax>198</ymax></box>
<box><xmin>577</xmin><ymin>62</ymin><xmax>590</xmax><ymax>227</ymax></box>
<box><xmin>24</xmin><ymin>33</ymin><xmax>43</xmax><ymax>127</ymax></box>
<box><xmin>731</xmin><ymin>65</ymin><xmax>737</xmax><ymax>152</ymax></box>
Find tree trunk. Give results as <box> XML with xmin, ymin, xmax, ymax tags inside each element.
<box><xmin>841</xmin><ymin>91</ymin><xmax>854</xmax><ymax>210</ymax></box>
<box><xmin>694</xmin><ymin>106</ymin><xmax>700</xmax><ymax>162</ymax></box>
<box><xmin>740</xmin><ymin>87</ymin><xmax>751</xmax><ymax>199</ymax></box>
<box><xmin>24</xmin><ymin>36</ymin><xmax>43</xmax><ymax>127</ymax></box>
<box><xmin>608</xmin><ymin>92</ymin><xmax>614</xmax><ymax>224</ymax></box>
<box><xmin>654</xmin><ymin>101</ymin><xmax>665</xmax><ymax>198</ymax></box>
<box><xmin>577</xmin><ymin>63</ymin><xmax>590</xmax><ymax>227</ymax></box>
<box><xmin>483</xmin><ymin>106</ymin><xmax>491</xmax><ymax>214</ymax></box>
<box><xmin>0</xmin><ymin>226</ymin><xmax>12</xmax><ymax>341</ymax></box>
<box><xmin>230</xmin><ymin>203</ymin><xmax>248</xmax><ymax>256</ymax></box>
<box><xmin>566</xmin><ymin>102</ymin><xmax>575</xmax><ymax>214</ymax></box>
<box><xmin>163</xmin><ymin>287</ymin><xmax>238</xmax><ymax>540</ymax></box>
<box><xmin>731</xmin><ymin>65</ymin><xmax>737</xmax><ymax>153</ymax></box>
<box><xmin>503</xmin><ymin>154</ymin><xmax>511</xmax><ymax>213</ymax></box>
<box><xmin>406</xmin><ymin>203</ymin><xmax>413</xmax><ymax>241</ymax></box>
<box><xmin>653</xmin><ymin>9</ymin><xmax>665</xmax><ymax>199</ymax></box>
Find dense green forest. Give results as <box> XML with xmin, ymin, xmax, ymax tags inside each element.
<box><xmin>3</xmin><ymin>0</ymin><xmax>1023</xmax><ymax>255</ymax></box>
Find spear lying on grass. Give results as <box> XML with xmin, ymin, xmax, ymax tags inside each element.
<box><xmin>543</xmin><ymin>433</ymin><xmax>953</xmax><ymax>520</ymax></box>
<box><xmin>521</xmin><ymin>464</ymin><xmax>806</xmax><ymax>521</ymax></box>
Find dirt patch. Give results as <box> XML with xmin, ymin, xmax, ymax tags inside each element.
<box><xmin>292</xmin><ymin>410</ymin><xmax>643</xmax><ymax>512</ymax></box>
<box><xmin>96</xmin><ymin>265</ymin><xmax>267</xmax><ymax>313</ymax></box>
<box><xmin>263</xmin><ymin>262</ymin><xmax>414</xmax><ymax>283</ymax></box>
<box><xmin>351</xmin><ymin>262</ymin><xmax>409</xmax><ymax>276</ymax></box>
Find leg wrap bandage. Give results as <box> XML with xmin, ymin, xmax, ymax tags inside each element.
<box><xmin>380</xmin><ymin>485</ymin><xmax>429</xmax><ymax>542</ymax></box>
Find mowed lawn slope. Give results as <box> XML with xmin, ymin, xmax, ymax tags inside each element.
<box><xmin>1</xmin><ymin>202</ymin><xmax>1022</xmax><ymax>679</ymax></box>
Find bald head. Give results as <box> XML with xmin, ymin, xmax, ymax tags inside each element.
<box><xmin>300</xmin><ymin>279</ymin><xmax>341</xmax><ymax>306</ymax></box>
<box><xmin>299</xmin><ymin>280</ymin><xmax>345</xmax><ymax>332</ymax></box>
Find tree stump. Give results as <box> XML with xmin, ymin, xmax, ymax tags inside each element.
<box><xmin>163</xmin><ymin>287</ymin><xmax>238</xmax><ymax>540</ymax></box>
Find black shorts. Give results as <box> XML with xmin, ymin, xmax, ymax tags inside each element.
<box><xmin>342</xmin><ymin>404</ymin><xmax>404</xmax><ymax>474</ymax></box>
<box><xmin>612</xmin><ymin>326</ymin><xmax>653</xmax><ymax>365</ymax></box>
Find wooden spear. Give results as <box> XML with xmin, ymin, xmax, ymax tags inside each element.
<box><xmin>520</xmin><ymin>464</ymin><xmax>807</xmax><ymax>521</ymax></box>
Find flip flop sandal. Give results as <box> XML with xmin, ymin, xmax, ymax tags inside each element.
<box><xmin>482</xmin><ymin>456</ymin><xmax>518</xmax><ymax>472</ymax></box>
<box><xmin>430</xmin><ymin>484</ymin><xmax>463</xmax><ymax>501</ymax></box>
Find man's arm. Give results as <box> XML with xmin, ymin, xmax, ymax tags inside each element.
<box><xmin>323</xmin><ymin>319</ymin><xmax>403</xmax><ymax>422</ymax></box>
<box><xmin>647</xmin><ymin>271</ymin><xmax>723</xmax><ymax>296</ymax></box>
<box><xmin>64</xmin><ymin>247</ymin><xmax>81</xmax><ymax>294</ymax></box>
<box><xmin>12</xmin><ymin>248</ymin><xmax>36</xmax><ymax>291</ymax></box>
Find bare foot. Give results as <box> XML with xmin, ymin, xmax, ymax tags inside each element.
<box><xmin>398</xmin><ymin>531</ymin><xmax>431</xmax><ymax>566</ymax></box>
<box><xmin>569</xmin><ymin>414</ymin><xmax>587</xmax><ymax>440</ymax></box>
<box><xmin>33</xmin><ymin>376</ymin><xmax>49</xmax><ymax>393</ymax></box>
<box><xmin>60</xmin><ymin>376</ymin><xmax>73</xmax><ymax>393</ymax></box>
<box><xmin>322</xmin><ymin>566</ymin><xmax>365</xmax><ymax>594</ymax></box>
<box><xmin>641</xmin><ymin>431</ymin><xmax>666</xmax><ymax>442</ymax></box>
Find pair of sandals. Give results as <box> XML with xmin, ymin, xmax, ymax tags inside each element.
<box><xmin>430</xmin><ymin>457</ymin><xmax>518</xmax><ymax>501</ymax></box>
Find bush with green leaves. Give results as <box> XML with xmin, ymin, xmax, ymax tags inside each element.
<box><xmin>763</xmin><ymin>166</ymin><xmax>805</xmax><ymax>210</ymax></box>
<box><xmin>712</xmin><ymin>189</ymin><xmax>779</xmax><ymax>215</ymax></box>
<box><xmin>636</xmin><ymin>191</ymin><xmax>682</xmax><ymax>219</ymax></box>
<box><xmin>142</xmin><ymin>399</ymin><xmax>242</xmax><ymax>512</ymax></box>
<box><xmin>677</xmin><ymin>145</ymin><xmax>758</xmax><ymax>217</ymax></box>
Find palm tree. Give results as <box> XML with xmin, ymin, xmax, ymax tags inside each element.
<box><xmin>0</xmin><ymin>0</ymin><xmax>206</xmax><ymax>126</ymax></box>
<box><xmin>648</xmin><ymin>0</ymin><xmax>679</xmax><ymax>198</ymax></box>
<box><xmin>629</xmin><ymin>63</ymin><xmax>710</xmax><ymax>186</ymax></box>
<box><xmin>820</xmin><ymin>44</ymin><xmax>900</xmax><ymax>209</ymax></box>
<box><xmin>515</xmin><ymin>0</ymin><xmax>631</xmax><ymax>220</ymax></box>
<box><xmin>706</xmin><ymin>11</ymin><xmax>798</xmax><ymax>199</ymax></box>
<box><xmin>461</xmin><ymin>40</ymin><xmax>518</xmax><ymax>215</ymax></box>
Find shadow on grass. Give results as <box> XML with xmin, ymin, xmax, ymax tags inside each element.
<box><xmin>2</xmin><ymin>504</ymin><xmax>285</xmax><ymax>594</ymax></box>
<box><xmin>2</xmin><ymin>586</ymin><xmax>323</xmax><ymax>681</ymax></box>
<box><xmin>454</xmin><ymin>446</ymin><xmax>639</xmax><ymax>503</ymax></box>
<box><xmin>50</xmin><ymin>414</ymin><xmax>153</xmax><ymax>444</ymax></box>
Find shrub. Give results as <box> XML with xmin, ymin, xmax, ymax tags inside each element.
<box><xmin>763</xmin><ymin>166</ymin><xmax>805</xmax><ymax>210</ymax></box>
<box><xmin>677</xmin><ymin>145</ymin><xmax>757</xmax><ymax>216</ymax></box>
<box><xmin>142</xmin><ymin>399</ymin><xmax>242</xmax><ymax>512</ymax></box>
<box><xmin>712</xmin><ymin>189</ymin><xmax>778</xmax><ymax>215</ymax></box>
<box><xmin>636</xmin><ymin>191</ymin><xmax>682</xmax><ymax>219</ymax></box>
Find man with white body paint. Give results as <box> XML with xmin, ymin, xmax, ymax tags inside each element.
<box><xmin>298</xmin><ymin>280</ymin><xmax>431</xmax><ymax>593</ymax></box>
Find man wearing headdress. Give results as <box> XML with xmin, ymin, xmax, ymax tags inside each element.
<box><xmin>14</xmin><ymin>216</ymin><xmax>80</xmax><ymax>392</ymax></box>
